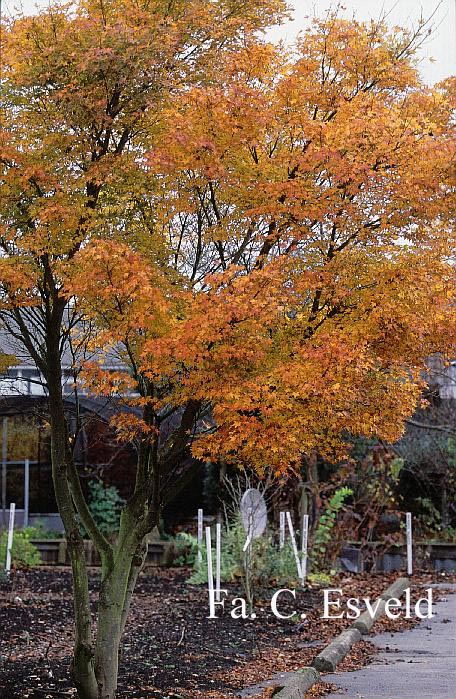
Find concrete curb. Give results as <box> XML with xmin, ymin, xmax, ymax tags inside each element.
<box><xmin>352</xmin><ymin>599</ymin><xmax>387</xmax><ymax>635</ymax></box>
<box><xmin>353</xmin><ymin>577</ymin><xmax>410</xmax><ymax>635</ymax></box>
<box><xmin>380</xmin><ymin>577</ymin><xmax>410</xmax><ymax>601</ymax></box>
<box><xmin>270</xmin><ymin>576</ymin><xmax>410</xmax><ymax>698</ymax></box>
<box><xmin>272</xmin><ymin>667</ymin><xmax>320</xmax><ymax>698</ymax></box>
<box><xmin>312</xmin><ymin>627</ymin><xmax>362</xmax><ymax>672</ymax></box>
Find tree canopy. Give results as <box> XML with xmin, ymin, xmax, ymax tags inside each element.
<box><xmin>1</xmin><ymin>4</ymin><xmax>455</xmax><ymax>477</ymax></box>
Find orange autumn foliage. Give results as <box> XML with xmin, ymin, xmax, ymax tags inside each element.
<box><xmin>10</xmin><ymin>6</ymin><xmax>456</xmax><ymax>697</ymax></box>
<box><xmin>2</xmin><ymin>5</ymin><xmax>455</xmax><ymax>476</ymax></box>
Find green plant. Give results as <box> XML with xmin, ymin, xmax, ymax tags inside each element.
<box><xmin>188</xmin><ymin>516</ymin><xmax>303</xmax><ymax>594</ymax></box>
<box><xmin>267</xmin><ymin>541</ymin><xmax>301</xmax><ymax>586</ymax></box>
<box><xmin>25</xmin><ymin>522</ymin><xmax>62</xmax><ymax>539</ymax></box>
<box><xmin>313</xmin><ymin>486</ymin><xmax>353</xmax><ymax>569</ymax></box>
<box><xmin>441</xmin><ymin>526</ymin><xmax>456</xmax><ymax>543</ymax></box>
<box><xmin>173</xmin><ymin>532</ymin><xmax>199</xmax><ymax>566</ymax></box>
<box><xmin>308</xmin><ymin>571</ymin><xmax>333</xmax><ymax>586</ymax></box>
<box><xmin>415</xmin><ymin>496</ymin><xmax>442</xmax><ymax>535</ymax></box>
<box><xmin>188</xmin><ymin>517</ymin><xmax>242</xmax><ymax>585</ymax></box>
<box><xmin>0</xmin><ymin>528</ymin><xmax>42</xmax><ymax>567</ymax></box>
<box><xmin>87</xmin><ymin>481</ymin><xmax>125</xmax><ymax>537</ymax></box>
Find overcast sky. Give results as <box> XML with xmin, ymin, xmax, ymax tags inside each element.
<box><xmin>270</xmin><ymin>0</ymin><xmax>456</xmax><ymax>85</ymax></box>
<box><xmin>3</xmin><ymin>0</ymin><xmax>456</xmax><ymax>84</ymax></box>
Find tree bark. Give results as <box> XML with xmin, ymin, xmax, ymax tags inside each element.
<box><xmin>42</xmin><ymin>305</ymin><xmax>195</xmax><ymax>698</ymax></box>
<box><xmin>306</xmin><ymin>451</ymin><xmax>321</xmax><ymax>534</ymax></box>
<box><xmin>94</xmin><ymin>512</ymin><xmax>144</xmax><ymax>699</ymax></box>
<box><xmin>46</xmin><ymin>325</ymin><xmax>98</xmax><ymax>699</ymax></box>
<box><xmin>94</xmin><ymin>575</ymin><xmax>125</xmax><ymax>699</ymax></box>
<box><xmin>69</xmin><ymin>537</ymin><xmax>98</xmax><ymax>699</ymax></box>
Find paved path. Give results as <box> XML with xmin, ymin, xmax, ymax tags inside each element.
<box><xmin>323</xmin><ymin>584</ymin><xmax>456</xmax><ymax>699</ymax></box>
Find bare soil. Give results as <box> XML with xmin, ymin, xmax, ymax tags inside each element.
<box><xmin>0</xmin><ymin>567</ymin><xmax>453</xmax><ymax>699</ymax></box>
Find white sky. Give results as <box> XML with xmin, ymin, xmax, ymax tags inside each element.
<box><xmin>270</xmin><ymin>1</ymin><xmax>456</xmax><ymax>85</ymax></box>
<box><xmin>3</xmin><ymin>0</ymin><xmax>456</xmax><ymax>84</ymax></box>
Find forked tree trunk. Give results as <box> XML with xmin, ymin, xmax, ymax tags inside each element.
<box><xmin>70</xmin><ymin>544</ymin><xmax>145</xmax><ymax>699</ymax></box>
<box><xmin>47</xmin><ymin>379</ymin><xmax>156</xmax><ymax>698</ymax></box>
<box><xmin>13</xmin><ymin>315</ymin><xmax>157</xmax><ymax>699</ymax></box>
<box><xmin>47</xmin><ymin>353</ymin><xmax>98</xmax><ymax>698</ymax></box>
<box><xmin>43</xmin><ymin>311</ymin><xmax>174</xmax><ymax>699</ymax></box>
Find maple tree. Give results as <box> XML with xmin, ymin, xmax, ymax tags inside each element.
<box><xmin>0</xmin><ymin>1</ymin><xmax>455</xmax><ymax>698</ymax></box>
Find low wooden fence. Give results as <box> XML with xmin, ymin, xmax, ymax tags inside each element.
<box><xmin>31</xmin><ymin>539</ymin><xmax>175</xmax><ymax>567</ymax></box>
<box><xmin>29</xmin><ymin>538</ymin><xmax>456</xmax><ymax>572</ymax></box>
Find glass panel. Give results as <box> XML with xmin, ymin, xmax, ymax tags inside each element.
<box><xmin>29</xmin><ymin>463</ymin><xmax>57</xmax><ymax>513</ymax></box>
<box><xmin>5</xmin><ymin>463</ymin><xmax>25</xmax><ymax>509</ymax></box>
<box><xmin>7</xmin><ymin>416</ymin><xmax>40</xmax><ymax>461</ymax></box>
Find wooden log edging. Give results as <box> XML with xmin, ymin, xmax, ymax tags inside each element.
<box><xmin>271</xmin><ymin>576</ymin><xmax>410</xmax><ymax>698</ymax></box>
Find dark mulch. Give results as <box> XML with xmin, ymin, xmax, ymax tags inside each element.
<box><xmin>0</xmin><ymin>567</ymin><xmax>454</xmax><ymax>698</ymax></box>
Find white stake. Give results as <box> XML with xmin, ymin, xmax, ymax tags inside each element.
<box><xmin>197</xmin><ymin>508</ymin><xmax>203</xmax><ymax>565</ymax></box>
<box><xmin>301</xmin><ymin>514</ymin><xmax>309</xmax><ymax>583</ymax></box>
<box><xmin>406</xmin><ymin>512</ymin><xmax>413</xmax><ymax>575</ymax></box>
<box><xmin>5</xmin><ymin>502</ymin><xmax>15</xmax><ymax>574</ymax></box>
<box><xmin>242</xmin><ymin>534</ymin><xmax>252</xmax><ymax>553</ymax></box>
<box><xmin>243</xmin><ymin>508</ymin><xmax>254</xmax><ymax>552</ymax></box>
<box><xmin>286</xmin><ymin>511</ymin><xmax>303</xmax><ymax>582</ymax></box>
<box><xmin>205</xmin><ymin>526</ymin><xmax>214</xmax><ymax>601</ymax></box>
<box><xmin>215</xmin><ymin>522</ymin><xmax>221</xmax><ymax>602</ymax></box>
<box><xmin>24</xmin><ymin>459</ymin><xmax>30</xmax><ymax>528</ymax></box>
<box><xmin>279</xmin><ymin>511</ymin><xmax>285</xmax><ymax>549</ymax></box>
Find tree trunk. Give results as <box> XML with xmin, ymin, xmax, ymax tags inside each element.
<box><xmin>93</xmin><ymin>506</ymin><xmax>147</xmax><ymax>699</ymax></box>
<box><xmin>306</xmin><ymin>451</ymin><xmax>321</xmax><ymax>534</ymax></box>
<box><xmin>69</xmin><ymin>537</ymin><xmax>99</xmax><ymax>699</ymax></box>
<box><xmin>441</xmin><ymin>475</ymin><xmax>449</xmax><ymax>528</ymax></box>
<box><xmin>42</xmin><ymin>306</ymin><xmax>180</xmax><ymax>698</ymax></box>
<box><xmin>94</xmin><ymin>594</ymin><xmax>124</xmax><ymax>699</ymax></box>
<box><xmin>46</xmin><ymin>332</ymin><xmax>98</xmax><ymax>699</ymax></box>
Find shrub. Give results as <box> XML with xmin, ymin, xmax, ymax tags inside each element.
<box><xmin>313</xmin><ymin>486</ymin><xmax>353</xmax><ymax>569</ymax></box>
<box><xmin>187</xmin><ymin>519</ymin><xmax>240</xmax><ymax>585</ymax></box>
<box><xmin>87</xmin><ymin>481</ymin><xmax>125</xmax><ymax>537</ymax></box>
<box><xmin>173</xmin><ymin>532</ymin><xmax>199</xmax><ymax>566</ymax></box>
<box><xmin>188</xmin><ymin>515</ymin><xmax>303</xmax><ymax>596</ymax></box>
<box><xmin>0</xmin><ymin>528</ymin><xmax>42</xmax><ymax>567</ymax></box>
<box><xmin>308</xmin><ymin>571</ymin><xmax>332</xmax><ymax>586</ymax></box>
<box><xmin>26</xmin><ymin>521</ymin><xmax>62</xmax><ymax>539</ymax></box>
